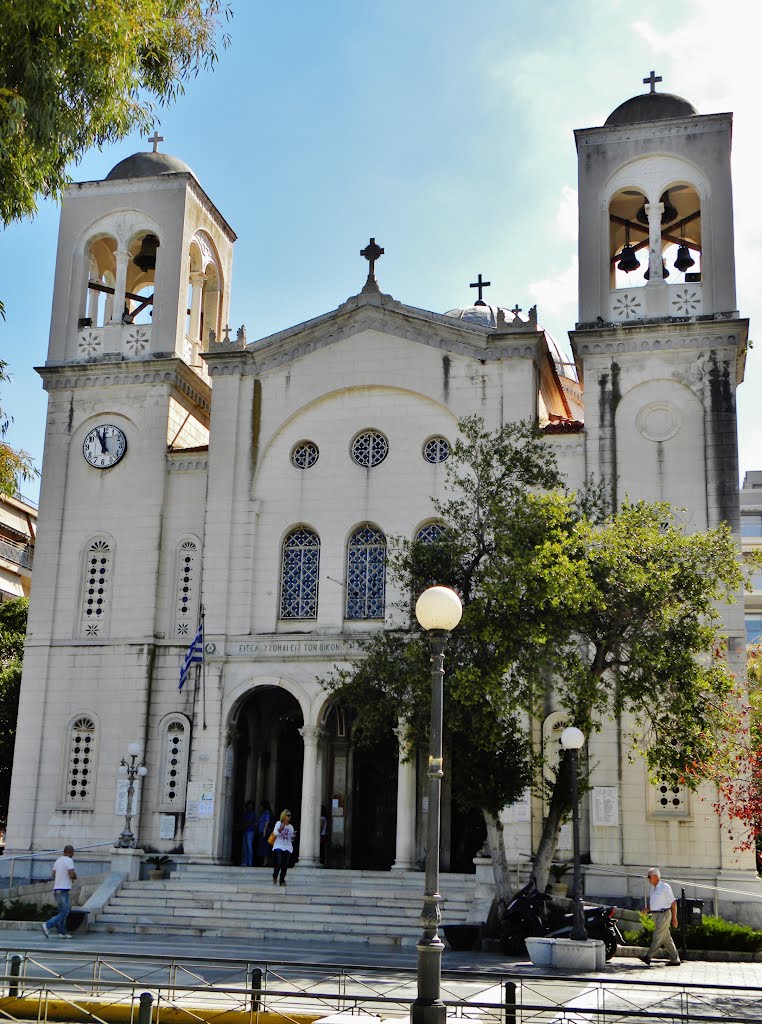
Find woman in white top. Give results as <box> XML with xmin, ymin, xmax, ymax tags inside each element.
<box><xmin>271</xmin><ymin>809</ymin><xmax>296</xmax><ymax>886</ymax></box>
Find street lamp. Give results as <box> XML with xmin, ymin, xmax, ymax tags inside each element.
<box><xmin>410</xmin><ymin>585</ymin><xmax>463</xmax><ymax>1024</ymax></box>
<box><xmin>115</xmin><ymin>742</ymin><xmax>148</xmax><ymax>849</ymax></box>
<box><xmin>560</xmin><ymin>726</ymin><xmax>587</xmax><ymax>941</ymax></box>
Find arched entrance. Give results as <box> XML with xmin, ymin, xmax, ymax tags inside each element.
<box><xmin>229</xmin><ymin>687</ymin><xmax>304</xmax><ymax>865</ymax></box>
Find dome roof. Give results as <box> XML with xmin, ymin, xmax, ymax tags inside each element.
<box><xmin>605</xmin><ymin>91</ymin><xmax>698</xmax><ymax>127</ymax></box>
<box><xmin>444</xmin><ymin>303</ymin><xmax>513</xmax><ymax>328</ymax></box>
<box><xmin>105</xmin><ymin>151</ymin><xmax>194</xmax><ymax>181</ymax></box>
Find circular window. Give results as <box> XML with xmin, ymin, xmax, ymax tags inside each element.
<box><xmin>291</xmin><ymin>441</ymin><xmax>319</xmax><ymax>469</ymax></box>
<box><xmin>351</xmin><ymin>430</ymin><xmax>389</xmax><ymax>468</ymax></box>
<box><xmin>423</xmin><ymin>436</ymin><xmax>450</xmax><ymax>464</ymax></box>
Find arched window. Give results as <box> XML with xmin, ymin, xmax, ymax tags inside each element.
<box><xmin>79</xmin><ymin>537</ymin><xmax>113</xmax><ymax>638</ymax></box>
<box><xmin>62</xmin><ymin>715</ymin><xmax>97</xmax><ymax>809</ymax></box>
<box><xmin>173</xmin><ymin>538</ymin><xmax>201</xmax><ymax>638</ymax></box>
<box><xmin>346</xmin><ymin>525</ymin><xmax>386</xmax><ymax>619</ymax></box>
<box><xmin>158</xmin><ymin>715</ymin><xmax>190</xmax><ymax>812</ymax></box>
<box><xmin>415</xmin><ymin>522</ymin><xmax>447</xmax><ymax>545</ymax></box>
<box><xmin>280</xmin><ymin>527</ymin><xmax>320</xmax><ymax>619</ymax></box>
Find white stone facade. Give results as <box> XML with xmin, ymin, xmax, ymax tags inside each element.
<box><xmin>6</xmin><ymin>90</ymin><xmax>760</xmax><ymax>918</ymax></box>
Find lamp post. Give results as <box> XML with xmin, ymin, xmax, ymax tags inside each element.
<box><xmin>115</xmin><ymin>742</ymin><xmax>148</xmax><ymax>849</ymax></box>
<box><xmin>410</xmin><ymin>585</ymin><xmax>463</xmax><ymax>1024</ymax></box>
<box><xmin>560</xmin><ymin>726</ymin><xmax>587</xmax><ymax>941</ymax></box>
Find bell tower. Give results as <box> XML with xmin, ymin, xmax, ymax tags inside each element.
<box><xmin>47</xmin><ymin>140</ymin><xmax>236</xmax><ymax>372</ymax></box>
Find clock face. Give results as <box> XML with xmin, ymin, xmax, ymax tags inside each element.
<box><xmin>83</xmin><ymin>424</ymin><xmax>127</xmax><ymax>469</ymax></box>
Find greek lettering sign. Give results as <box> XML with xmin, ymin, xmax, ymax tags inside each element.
<box><xmin>222</xmin><ymin>636</ymin><xmax>367</xmax><ymax>659</ymax></box>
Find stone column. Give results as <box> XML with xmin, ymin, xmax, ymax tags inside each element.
<box><xmin>392</xmin><ymin>719</ymin><xmax>417</xmax><ymax>870</ymax></box>
<box><xmin>645</xmin><ymin>201</ymin><xmax>664</xmax><ymax>283</ymax></box>
<box><xmin>109</xmin><ymin>249</ymin><xmax>130</xmax><ymax>324</ymax></box>
<box><xmin>298</xmin><ymin>725</ymin><xmax>321</xmax><ymax>865</ymax></box>
<box><xmin>188</xmin><ymin>271</ymin><xmax>205</xmax><ymax>358</ymax></box>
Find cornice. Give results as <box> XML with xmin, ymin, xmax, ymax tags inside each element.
<box><xmin>569</xmin><ymin>318</ymin><xmax>747</xmax><ymax>356</ymax></box>
<box><xmin>167</xmin><ymin>450</ymin><xmax>208</xmax><ymax>473</ymax></box>
<box><xmin>37</xmin><ymin>356</ymin><xmax>212</xmax><ymax>413</ymax></box>
<box><xmin>575</xmin><ymin>112</ymin><xmax>732</xmax><ymax>149</ymax></box>
<box><xmin>187</xmin><ymin>179</ymin><xmax>237</xmax><ymax>242</ymax></box>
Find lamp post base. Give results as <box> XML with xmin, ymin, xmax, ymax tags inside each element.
<box><xmin>411</xmin><ymin>939</ymin><xmax>446</xmax><ymax>1024</ymax></box>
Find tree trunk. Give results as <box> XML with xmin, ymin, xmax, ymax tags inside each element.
<box><xmin>532</xmin><ymin>755</ymin><xmax>573</xmax><ymax>893</ymax></box>
<box><xmin>483</xmin><ymin>808</ymin><xmax>512</xmax><ymax>902</ymax></box>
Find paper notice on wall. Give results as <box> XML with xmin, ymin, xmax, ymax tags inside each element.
<box><xmin>592</xmin><ymin>786</ymin><xmax>619</xmax><ymax>827</ymax></box>
<box><xmin>513</xmin><ymin>788</ymin><xmax>531</xmax><ymax>822</ymax></box>
<box><xmin>115</xmin><ymin>779</ymin><xmax>141</xmax><ymax>816</ymax></box>
<box><xmin>186</xmin><ymin>781</ymin><xmax>200</xmax><ymax>819</ymax></box>
<box><xmin>557</xmin><ymin>822</ymin><xmax>572</xmax><ymax>851</ymax></box>
<box><xmin>197</xmin><ymin>782</ymin><xmax>215</xmax><ymax>817</ymax></box>
<box><xmin>159</xmin><ymin>814</ymin><xmax>176</xmax><ymax>840</ymax></box>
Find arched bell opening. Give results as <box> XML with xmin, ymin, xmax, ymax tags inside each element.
<box><xmin>660</xmin><ymin>183</ymin><xmax>702</xmax><ymax>285</ymax></box>
<box><xmin>124</xmin><ymin>231</ymin><xmax>160</xmax><ymax>325</ymax></box>
<box><xmin>609</xmin><ymin>188</ymin><xmax>649</xmax><ymax>289</ymax></box>
<box><xmin>227</xmin><ymin>686</ymin><xmax>304</xmax><ymax>865</ymax></box>
<box><xmin>83</xmin><ymin>236</ymin><xmax>117</xmax><ymax>327</ymax></box>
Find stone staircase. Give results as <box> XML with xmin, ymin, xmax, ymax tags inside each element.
<box><xmin>89</xmin><ymin>865</ymin><xmax>479</xmax><ymax>947</ymax></box>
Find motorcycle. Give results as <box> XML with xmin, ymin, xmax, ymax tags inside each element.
<box><xmin>499</xmin><ymin>878</ymin><xmax>624</xmax><ymax>960</ymax></box>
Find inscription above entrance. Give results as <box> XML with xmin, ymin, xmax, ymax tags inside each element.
<box><xmin>206</xmin><ymin>635</ymin><xmax>371</xmax><ymax>660</ymax></box>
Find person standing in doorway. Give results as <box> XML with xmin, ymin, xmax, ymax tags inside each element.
<box><xmin>257</xmin><ymin>800</ymin><xmax>273</xmax><ymax>866</ymax></box>
<box><xmin>241</xmin><ymin>801</ymin><xmax>257</xmax><ymax>866</ymax></box>
<box><xmin>641</xmin><ymin>867</ymin><xmax>681</xmax><ymax>966</ymax></box>
<box><xmin>271</xmin><ymin>809</ymin><xmax>296</xmax><ymax>886</ymax></box>
<box><xmin>42</xmin><ymin>845</ymin><xmax>77</xmax><ymax>939</ymax></box>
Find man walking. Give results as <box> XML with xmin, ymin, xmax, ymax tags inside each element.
<box><xmin>640</xmin><ymin>867</ymin><xmax>681</xmax><ymax>966</ymax></box>
<box><xmin>41</xmin><ymin>845</ymin><xmax>77</xmax><ymax>939</ymax></box>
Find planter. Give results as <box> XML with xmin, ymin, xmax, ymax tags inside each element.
<box><xmin>550</xmin><ymin>883</ymin><xmax>569</xmax><ymax>898</ymax></box>
<box><xmin>442</xmin><ymin>924</ymin><xmax>481</xmax><ymax>951</ymax></box>
<box><xmin>148</xmin><ymin>869</ymin><xmax>166</xmax><ymax>881</ymax></box>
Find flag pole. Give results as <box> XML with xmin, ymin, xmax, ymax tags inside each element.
<box><xmin>201</xmin><ymin>605</ymin><xmax>207</xmax><ymax>730</ymax></box>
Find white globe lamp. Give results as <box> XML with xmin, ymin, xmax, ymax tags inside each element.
<box><xmin>415</xmin><ymin>585</ymin><xmax>463</xmax><ymax>632</ymax></box>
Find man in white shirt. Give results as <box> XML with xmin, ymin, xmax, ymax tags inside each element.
<box><xmin>640</xmin><ymin>867</ymin><xmax>681</xmax><ymax>966</ymax></box>
<box><xmin>41</xmin><ymin>845</ymin><xmax>77</xmax><ymax>939</ymax></box>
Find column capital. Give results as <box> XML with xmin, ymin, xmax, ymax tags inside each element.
<box><xmin>299</xmin><ymin>724</ymin><xmax>322</xmax><ymax>746</ymax></box>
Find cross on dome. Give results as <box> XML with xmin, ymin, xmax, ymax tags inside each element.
<box><xmin>510</xmin><ymin>303</ymin><xmax>522</xmax><ymax>317</ymax></box>
<box><xmin>643</xmin><ymin>71</ymin><xmax>662</xmax><ymax>94</ymax></box>
<box><xmin>147</xmin><ymin>131</ymin><xmax>165</xmax><ymax>153</ymax></box>
<box><xmin>470</xmin><ymin>273</ymin><xmax>491</xmax><ymax>306</ymax></box>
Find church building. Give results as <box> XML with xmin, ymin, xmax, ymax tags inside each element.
<box><xmin>6</xmin><ymin>77</ymin><xmax>758</xmax><ymax>916</ymax></box>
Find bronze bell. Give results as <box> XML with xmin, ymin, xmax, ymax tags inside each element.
<box><xmin>133</xmin><ymin>234</ymin><xmax>160</xmax><ymax>273</ymax></box>
<box><xmin>674</xmin><ymin>244</ymin><xmax>696</xmax><ymax>274</ymax></box>
<box><xmin>617</xmin><ymin>244</ymin><xmax>640</xmax><ymax>274</ymax></box>
<box><xmin>644</xmin><ymin>259</ymin><xmax>669</xmax><ymax>281</ymax></box>
<box><xmin>636</xmin><ymin>190</ymin><xmax>678</xmax><ymax>227</ymax></box>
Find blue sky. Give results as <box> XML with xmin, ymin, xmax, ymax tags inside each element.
<box><xmin>2</xmin><ymin>0</ymin><xmax>760</xmax><ymax>501</ymax></box>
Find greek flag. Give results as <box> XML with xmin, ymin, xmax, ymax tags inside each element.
<box><xmin>179</xmin><ymin>622</ymin><xmax>203</xmax><ymax>690</ymax></box>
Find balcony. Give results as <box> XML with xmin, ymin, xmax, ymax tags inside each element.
<box><xmin>608</xmin><ymin>282</ymin><xmax>703</xmax><ymax>322</ymax></box>
<box><xmin>0</xmin><ymin>539</ymin><xmax>33</xmax><ymax>570</ymax></box>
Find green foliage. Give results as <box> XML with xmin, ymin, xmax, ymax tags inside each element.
<box><xmin>624</xmin><ymin>913</ymin><xmax>762</xmax><ymax>953</ymax></box>
<box><xmin>0</xmin><ymin>597</ymin><xmax>28</xmax><ymax>827</ymax></box>
<box><xmin>0</xmin><ymin>360</ymin><xmax>36</xmax><ymax>496</ymax></box>
<box><xmin>0</xmin><ymin>899</ymin><xmax>56</xmax><ymax>921</ymax></box>
<box><xmin>0</xmin><ymin>1</ymin><xmax>232</xmax><ymax>226</ymax></box>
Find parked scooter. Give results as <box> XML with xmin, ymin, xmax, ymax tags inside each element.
<box><xmin>500</xmin><ymin>878</ymin><xmax>624</xmax><ymax>960</ymax></box>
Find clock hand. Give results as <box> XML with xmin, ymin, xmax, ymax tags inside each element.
<box><xmin>97</xmin><ymin>428</ymin><xmax>108</xmax><ymax>453</ymax></box>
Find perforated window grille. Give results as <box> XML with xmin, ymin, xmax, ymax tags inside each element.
<box><xmin>652</xmin><ymin>780</ymin><xmax>689</xmax><ymax>817</ymax></box>
<box><xmin>416</xmin><ymin>522</ymin><xmax>447</xmax><ymax>544</ymax></box>
<box><xmin>80</xmin><ymin>539</ymin><xmax>112</xmax><ymax>637</ymax></box>
<box><xmin>423</xmin><ymin>437</ymin><xmax>450</xmax><ymax>464</ymax></box>
<box><xmin>346</xmin><ymin>525</ymin><xmax>386</xmax><ymax>619</ymax></box>
<box><xmin>280</xmin><ymin>528</ymin><xmax>320</xmax><ymax>619</ymax></box>
<box><xmin>291</xmin><ymin>441</ymin><xmax>319</xmax><ymax>469</ymax></box>
<box><xmin>64</xmin><ymin>717</ymin><xmax>97</xmax><ymax>808</ymax></box>
<box><xmin>160</xmin><ymin>719</ymin><xmax>189</xmax><ymax>810</ymax></box>
<box><xmin>351</xmin><ymin>430</ymin><xmax>389</xmax><ymax>468</ymax></box>
<box><xmin>174</xmin><ymin>540</ymin><xmax>200</xmax><ymax>637</ymax></box>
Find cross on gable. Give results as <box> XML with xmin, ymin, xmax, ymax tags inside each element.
<box><xmin>643</xmin><ymin>70</ymin><xmax>662</xmax><ymax>94</ymax></box>
<box><xmin>470</xmin><ymin>273</ymin><xmax>491</xmax><ymax>306</ymax></box>
<box><xmin>147</xmin><ymin>131</ymin><xmax>164</xmax><ymax>153</ymax></box>
<box><xmin>510</xmin><ymin>303</ymin><xmax>522</xmax><ymax>317</ymax></box>
<box><xmin>360</xmin><ymin>237</ymin><xmax>384</xmax><ymax>277</ymax></box>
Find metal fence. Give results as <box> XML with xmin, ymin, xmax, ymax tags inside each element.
<box><xmin>0</xmin><ymin>948</ymin><xmax>760</xmax><ymax>1023</ymax></box>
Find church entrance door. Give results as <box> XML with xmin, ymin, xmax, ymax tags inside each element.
<box><xmin>229</xmin><ymin>687</ymin><xmax>304</xmax><ymax>865</ymax></box>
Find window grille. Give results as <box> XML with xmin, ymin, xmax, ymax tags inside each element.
<box><xmin>159</xmin><ymin>718</ymin><xmax>189</xmax><ymax>811</ymax></box>
<box><xmin>415</xmin><ymin>522</ymin><xmax>447</xmax><ymax>544</ymax></box>
<box><xmin>423</xmin><ymin>437</ymin><xmax>450</xmax><ymax>464</ymax></box>
<box><xmin>291</xmin><ymin>441</ymin><xmax>319</xmax><ymax>468</ymax></box>
<box><xmin>346</xmin><ymin>525</ymin><xmax>386</xmax><ymax>619</ymax></box>
<box><xmin>174</xmin><ymin>539</ymin><xmax>200</xmax><ymax>637</ymax></box>
<box><xmin>63</xmin><ymin>716</ymin><xmax>97</xmax><ymax>809</ymax></box>
<box><xmin>651</xmin><ymin>780</ymin><xmax>690</xmax><ymax>818</ymax></box>
<box><xmin>351</xmin><ymin>430</ymin><xmax>389</xmax><ymax>468</ymax></box>
<box><xmin>280</xmin><ymin>527</ymin><xmax>320</xmax><ymax>619</ymax></box>
<box><xmin>80</xmin><ymin>538</ymin><xmax>112</xmax><ymax>637</ymax></box>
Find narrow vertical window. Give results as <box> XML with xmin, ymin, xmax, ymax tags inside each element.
<box><xmin>346</xmin><ymin>525</ymin><xmax>386</xmax><ymax>619</ymax></box>
<box><xmin>80</xmin><ymin>537</ymin><xmax>112</xmax><ymax>637</ymax></box>
<box><xmin>159</xmin><ymin>717</ymin><xmax>190</xmax><ymax>811</ymax></box>
<box><xmin>280</xmin><ymin>528</ymin><xmax>320</xmax><ymax>619</ymax></box>
<box><xmin>174</xmin><ymin>539</ymin><xmax>200</xmax><ymax>638</ymax></box>
<box><xmin>62</xmin><ymin>716</ymin><xmax>97</xmax><ymax>809</ymax></box>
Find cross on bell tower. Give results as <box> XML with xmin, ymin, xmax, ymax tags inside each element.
<box><xmin>643</xmin><ymin>70</ymin><xmax>662</xmax><ymax>94</ymax></box>
<box><xmin>360</xmin><ymin>237</ymin><xmax>384</xmax><ymax>294</ymax></box>
<box><xmin>470</xmin><ymin>273</ymin><xmax>491</xmax><ymax>306</ymax></box>
<box><xmin>147</xmin><ymin>131</ymin><xmax>164</xmax><ymax>153</ymax></box>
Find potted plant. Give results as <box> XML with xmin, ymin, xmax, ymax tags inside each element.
<box><xmin>146</xmin><ymin>855</ymin><xmax>171</xmax><ymax>880</ymax></box>
<box><xmin>549</xmin><ymin>862</ymin><xmax>570</xmax><ymax>897</ymax></box>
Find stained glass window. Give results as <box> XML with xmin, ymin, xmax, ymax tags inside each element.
<box><xmin>64</xmin><ymin>716</ymin><xmax>97</xmax><ymax>808</ymax></box>
<box><xmin>423</xmin><ymin>437</ymin><xmax>450</xmax><ymax>464</ymax></box>
<box><xmin>351</xmin><ymin>430</ymin><xmax>389</xmax><ymax>468</ymax></box>
<box><xmin>416</xmin><ymin>522</ymin><xmax>447</xmax><ymax>544</ymax></box>
<box><xmin>346</xmin><ymin>525</ymin><xmax>386</xmax><ymax>619</ymax></box>
<box><xmin>280</xmin><ymin>527</ymin><xmax>320</xmax><ymax>619</ymax></box>
<box><xmin>291</xmin><ymin>441</ymin><xmax>319</xmax><ymax>469</ymax></box>
<box><xmin>80</xmin><ymin>538</ymin><xmax>112</xmax><ymax>637</ymax></box>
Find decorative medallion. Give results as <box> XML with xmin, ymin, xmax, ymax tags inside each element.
<box><xmin>124</xmin><ymin>326</ymin><xmax>150</xmax><ymax>357</ymax></box>
<box><xmin>612</xmin><ymin>292</ymin><xmax>643</xmax><ymax>320</ymax></box>
<box><xmin>636</xmin><ymin>402</ymin><xmax>681</xmax><ymax>442</ymax></box>
<box><xmin>78</xmin><ymin>331</ymin><xmax>103</xmax><ymax>358</ymax></box>
<box><xmin>671</xmin><ymin>288</ymin><xmax>702</xmax><ymax>316</ymax></box>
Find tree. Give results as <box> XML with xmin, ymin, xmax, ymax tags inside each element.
<box><xmin>323</xmin><ymin>416</ymin><xmax>746</xmax><ymax>898</ymax></box>
<box><xmin>0</xmin><ymin>597</ymin><xmax>28</xmax><ymax>829</ymax></box>
<box><xmin>0</xmin><ymin>360</ymin><xmax>36</xmax><ymax>497</ymax></box>
<box><xmin>0</xmin><ymin>1</ymin><xmax>231</xmax><ymax>227</ymax></box>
